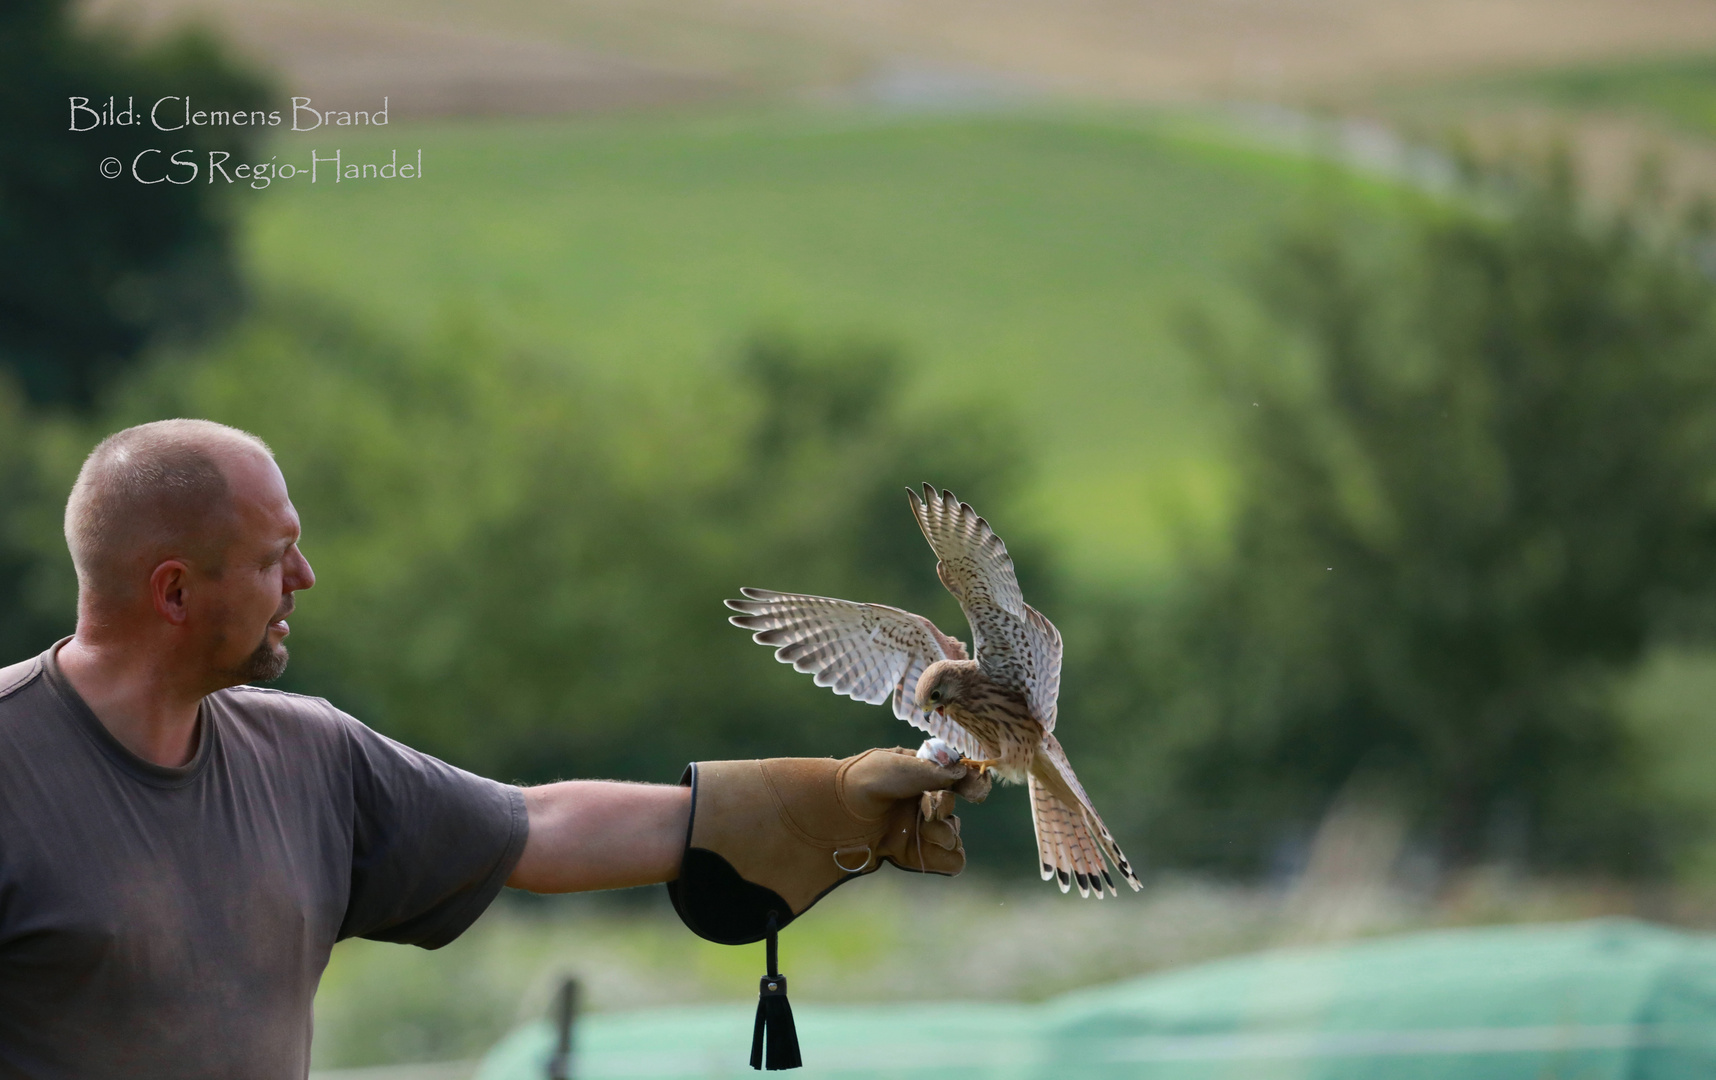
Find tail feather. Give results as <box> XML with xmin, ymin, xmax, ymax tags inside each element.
<box><xmin>1071</xmin><ymin>815</ymin><xmax>1113</xmax><ymax>899</ymax></box>
<box><xmin>1030</xmin><ymin>736</ymin><xmax>1142</xmax><ymax>896</ymax></box>
<box><xmin>1030</xmin><ymin>787</ymin><xmax>1056</xmax><ymax>884</ymax></box>
<box><xmin>1029</xmin><ymin>775</ymin><xmax>1120</xmax><ymax>899</ymax></box>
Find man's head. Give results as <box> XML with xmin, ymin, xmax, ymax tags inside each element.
<box><xmin>65</xmin><ymin>420</ymin><xmax>314</xmax><ymax>688</ymax></box>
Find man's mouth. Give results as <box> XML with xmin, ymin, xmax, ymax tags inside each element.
<box><xmin>269</xmin><ymin>604</ymin><xmax>294</xmax><ymax>636</ymax></box>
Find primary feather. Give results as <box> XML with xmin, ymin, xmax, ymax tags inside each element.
<box><xmin>725</xmin><ymin>588</ymin><xmax>981</xmax><ymax>758</ymax></box>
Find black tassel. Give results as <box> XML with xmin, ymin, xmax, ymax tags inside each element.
<box><xmin>749</xmin><ymin>914</ymin><xmax>802</xmax><ymax>1070</ymax></box>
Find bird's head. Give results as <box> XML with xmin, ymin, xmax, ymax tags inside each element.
<box><xmin>915</xmin><ymin>659</ymin><xmax>976</xmax><ymax>715</ymax></box>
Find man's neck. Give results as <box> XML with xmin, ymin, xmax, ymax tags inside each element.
<box><xmin>56</xmin><ymin>634</ymin><xmax>206</xmax><ymax>768</ymax></box>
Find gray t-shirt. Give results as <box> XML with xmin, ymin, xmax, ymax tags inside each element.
<box><xmin>0</xmin><ymin>642</ymin><xmax>530</xmax><ymax>1079</ymax></box>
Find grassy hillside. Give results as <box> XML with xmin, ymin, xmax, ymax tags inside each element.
<box><xmin>1504</xmin><ymin>53</ymin><xmax>1716</xmax><ymax>137</ymax></box>
<box><xmin>244</xmin><ymin>106</ymin><xmax>1382</xmax><ymax>585</ymax></box>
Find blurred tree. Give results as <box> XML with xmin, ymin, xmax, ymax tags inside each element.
<box><xmin>104</xmin><ymin>306</ymin><xmax>1040</xmax><ymax>806</ymax></box>
<box><xmin>0</xmin><ymin>379</ymin><xmax>79</xmax><ymax>664</ymax></box>
<box><xmin>326</xmin><ymin>331</ymin><xmax>1038</xmax><ymax>788</ymax></box>
<box><xmin>0</xmin><ymin>0</ymin><xmax>271</xmax><ymax>409</ymax></box>
<box><xmin>1166</xmin><ymin>163</ymin><xmax>1716</xmax><ymax>874</ymax></box>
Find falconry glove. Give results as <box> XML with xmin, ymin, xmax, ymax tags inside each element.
<box><xmin>666</xmin><ymin>747</ymin><xmax>988</xmax><ymax>1071</ymax></box>
<box><xmin>667</xmin><ymin>746</ymin><xmax>986</xmax><ymax>944</ymax></box>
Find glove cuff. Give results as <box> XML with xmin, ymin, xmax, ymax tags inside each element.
<box><xmin>667</xmin><ymin>763</ymin><xmax>811</xmax><ymax>945</ymax></box>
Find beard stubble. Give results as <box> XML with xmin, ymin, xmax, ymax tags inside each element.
<box><xmin>231</xmin><ymin>630</ymin><xmax>289</xmax><ymax>684</ymax></box>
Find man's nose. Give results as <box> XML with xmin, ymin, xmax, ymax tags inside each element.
<box><xmin>286</xmin><ymin>547</ymin><xmax>315</xmax><ymax>592</ymax></box>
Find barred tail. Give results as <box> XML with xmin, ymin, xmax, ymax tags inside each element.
<box><xmin>1029</xmin><ymin>775</ymin><xmax>1138</xmax><ymax>898</ymax></box>
<box><xmin>1029</xmin><ymin>736</ymin><xmax>1142</xmax><ymax>898</ymax></box>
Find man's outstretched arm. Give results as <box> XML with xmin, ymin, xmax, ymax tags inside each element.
<box><xmin>507</xmin><ymin>781</ymin><xmax>691</xmax><ymax>893</ymax></box>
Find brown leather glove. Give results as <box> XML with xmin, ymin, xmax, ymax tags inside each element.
<box><xmin>667</xmin><ymin>747</ymin><xmax>989</xmax><ymax>945</ymax></box>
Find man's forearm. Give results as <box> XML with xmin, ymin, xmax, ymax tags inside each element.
<box><xmin>507</xmin><ymin>780</ymin><xmax>691</xmax><ymax>893</ymax></box>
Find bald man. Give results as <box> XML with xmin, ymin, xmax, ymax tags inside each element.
<box><xmin>0</xmin><ymin>420</ymin><xmax>971</xmax><ymax>1079</ymax></box>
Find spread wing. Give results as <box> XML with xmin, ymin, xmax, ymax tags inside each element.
<box><xmin>724</xmin><ymin>588</ymin><xmax>982</xmax><ymax>756</ymax></box>
<box><xmin>908</xmin><ymin>484</ymin><xmax>1064</xmax><ymax>731</ymax></box>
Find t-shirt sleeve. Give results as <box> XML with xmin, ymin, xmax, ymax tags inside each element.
<box><xmin>334</xmin><ymin>714</ymin><xmax>529</xmax><ymax>949</ymax></box>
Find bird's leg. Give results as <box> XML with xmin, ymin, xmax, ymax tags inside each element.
<box><xmin>961</xmin><ymin>759</ymin><xmax>998</xmax><ymax>774</ymax></box>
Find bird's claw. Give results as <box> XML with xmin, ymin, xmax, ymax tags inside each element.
<box><xmin>917</xmin><ymin>738</ymin><xmax>991</xmax><ymax>803</ymax></box>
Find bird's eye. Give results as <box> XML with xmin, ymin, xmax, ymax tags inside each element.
<box><xmin>929</xmin><ymin>690</ymin><xmax>941</xmax><ymax>703</ymax></box>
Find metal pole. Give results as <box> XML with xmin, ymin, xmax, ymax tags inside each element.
<box><xmin>546</xmin><ymin>977</ymin><xmax>578</xmax><ymax>1080</ymax></box>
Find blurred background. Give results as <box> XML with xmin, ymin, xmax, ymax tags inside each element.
<box><xmin>9</xmin><ymin>0</ymin><xmax>1716</xmax><ymax>1074</ymax></box>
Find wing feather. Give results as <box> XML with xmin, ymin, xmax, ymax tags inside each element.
<box><xmin>726</xmin><ymin>588</ymin><xmax>980</xmax><ymax>755</ymax></box>
<box><xmin>908</xmin><ymin>485</ymin><xmax>1064</xmax><ymax>732</ymax></box>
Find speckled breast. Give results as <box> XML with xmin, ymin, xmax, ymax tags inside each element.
<box><xmin>950</xmin><ymin>688</ymin><xmax>1040</xmax><ymax>785</ymax></box>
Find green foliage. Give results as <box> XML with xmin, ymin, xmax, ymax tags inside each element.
<box><xmin>0</xmin><ymin>0</ymin><xmax>271</xmax><ymax>408</ymax></box>
<box><xmin>107</xmin><ymin>301</ymin><xmax>1039</xmax><ymax>793</ymax></box>
<box><xmin>1162</xmin><ymin>167</ymin><xmax>1716</xmax><ymax>873</ymax></box>
<box><xmin>0</xmin><ymin>379</ymin><xmax>78</xmax><ymax>662</ymax></box>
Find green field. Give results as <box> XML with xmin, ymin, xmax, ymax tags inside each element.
<box><xmin>245</xmin><ymin>106</ymin><xmax>1377</xmax><ymax>585</ymax></box>
<box><xmin>1514</xmin><ymin>54</ymin><xmax>1716</xmax><ymax>138</ymax></box>
<box><xmin>1374</xmin><ymin>49</ymin><xmax>1716</xmax><ymax>144</ymax></box>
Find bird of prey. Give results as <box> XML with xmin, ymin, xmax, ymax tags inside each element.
<box><xmin>725</xmin><ymin>485</ymin><xmax>1140</xmax><ymax>898</ymax></box>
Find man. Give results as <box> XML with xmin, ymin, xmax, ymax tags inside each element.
<box><xmin>0</xmin><ymin>419</ymin><xmax>970</xmax><ymax>1078</ymax></box>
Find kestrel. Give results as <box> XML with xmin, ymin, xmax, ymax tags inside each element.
<box><xmin>725</xmin><ymin>485</ymin><xmax>1140</xmax><ymax>898</ymax></box>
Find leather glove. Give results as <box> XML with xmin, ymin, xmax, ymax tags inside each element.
<box><xmin>667</xmin><ymin>747</ymin><xmax>990</xmax><ymax>945</ymax></box>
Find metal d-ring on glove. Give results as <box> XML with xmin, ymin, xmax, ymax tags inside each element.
<box><xmin>831</xmin><ymin>847</ymin><xmax>873</xmax><ymax>873</ymax></box>
<box><xmin>665</xmin><ymin>747</ymin><xmax>991</xmax><ymax>1070</ymax></box>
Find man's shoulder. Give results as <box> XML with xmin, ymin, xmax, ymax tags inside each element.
<box><xmin>209</xmin><ymin>684</ymin><xmax>363</xmax><ymax>746</ymax></box>
<box><xmin>214</xmin><ymin>683</ymin><xmax>345</xmax><ymax>721</ymax></box>
<box><xmin>220</xmin><ymin>683</ymin><xmax>329</xmax><ymax>706</ymax></box>
<box><xmin>0</xmin><ymin>654</ymin><xmax>47</xmax><ymax>706</ymax></box>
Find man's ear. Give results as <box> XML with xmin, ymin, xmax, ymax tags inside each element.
<box><xmin>149</xmin><ymin>560</ymin><xmax>192</xmax><ymax>625</ymax></box>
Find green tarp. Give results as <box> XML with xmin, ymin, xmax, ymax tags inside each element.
<box><xmin>476</xmin><ymin>918</ymin><xmax>1716</xmax><ymax>1079</ymax></box>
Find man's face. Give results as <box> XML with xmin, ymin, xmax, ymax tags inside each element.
<box><xmin>195</xmin><ymin>451</ymin><xmax>315</xmax><ymax>687</ymax></box>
